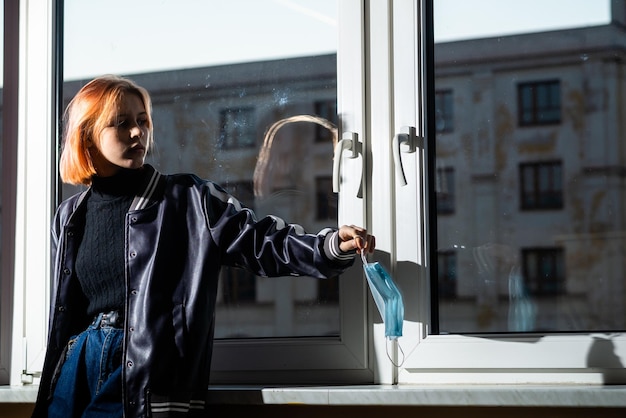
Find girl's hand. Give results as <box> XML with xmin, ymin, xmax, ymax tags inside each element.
<box><xmin>337</xmin><ymin>225</ymin><xmax>376</xmax><ymax>254</ymax></box>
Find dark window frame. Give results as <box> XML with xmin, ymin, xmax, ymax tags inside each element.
<box><xmin>222</xmin><ymin>180</ymin><xmax>255</xmax><ymax>212</ymax></box>
<box><xmin>435</xmin><ymin>89</ymin><xmax>454</xmax><ymax>133</ymax></box>
<box><xmin>314</xmin><ymin>99</ymin><xmax>338</xmax><ymax>143</ymax></box>
<box><xmin>315</xmin><ymin>176</ymin><xmax>338</xmax><ymax>221</ymax></box>
<box><xmin>218</xmin><ymin>107</ymin><xmax>256</xmax><ymax>149</ymax></box>
<box><xmin>436</xmin><ymin>166</ymin><xmax>455</xmax><ymax>215</ymax></box>
<box><xmin>518</xmin><ymin>80</ymin><xmax>561</xmax><ymax>126</ymax></box>
<box><xmin>317</xmin><ymin>275</ymin><xmax>340</xmax><ymax>303</ymax></box>
<box><xmin>520</xmin><ymin>161</ymin><xmax>563</xmax><ymax>210</ymax></box>
<box><xmin>437</xmin><ymin>250</ymin><xmax>457</xmax><ymax>299</ymax></box>
<box><xmin>522</xmin><ymin>247</ymin><xmax>565</xmax><ymax>296</ymax></box>
<box><xmin>220</xmin><ymin>266</ymin><xmax>257</xmax><ymax>304</ymax></box>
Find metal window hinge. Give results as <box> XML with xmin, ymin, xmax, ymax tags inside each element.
<box><xmin>21</xmin><ymin>337</ymin><xmax>42</xmax><ymax>384</ymax></box>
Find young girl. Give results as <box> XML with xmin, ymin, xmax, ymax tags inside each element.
<box><xmin>32</xmin><ymin>75</ymin><xmax>374</xmax><ymax>418</ymax></box>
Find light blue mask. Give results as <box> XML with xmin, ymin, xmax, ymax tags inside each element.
<box><xmin>362</xmin><ymin>254</ymin><xmax>404</xmax><ymax>339</ymax></box>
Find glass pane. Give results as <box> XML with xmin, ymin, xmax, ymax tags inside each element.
<box><xmin>63</xmin><ymin>0</ymin><xmax>339</xmax><ymax>338</ymax></box>
<box><xmin>434</xmin><ymin>0</ymin><xmax>621</xmax><ymax>333</ymax></box>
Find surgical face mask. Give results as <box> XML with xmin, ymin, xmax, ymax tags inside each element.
<box><xmin>361</xmin><ymin>253</ymin><xmax>404</xmax><ymax>339</ymax></box>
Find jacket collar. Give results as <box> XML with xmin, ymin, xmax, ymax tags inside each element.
<box><xmin>73</xmin><ymin>164</ymin><xmax>166</xmax><ymax>212</ymax></box>
<box><xmin>129</xmin><ymin>165</ymin><xmax>166</xmax><ymax>211</ymax></box>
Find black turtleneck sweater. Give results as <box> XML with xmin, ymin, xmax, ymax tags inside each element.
<box><xmin>75</xmin><ymin>168</ymin><xmax>143</xmax><ymax>316</ymax></box>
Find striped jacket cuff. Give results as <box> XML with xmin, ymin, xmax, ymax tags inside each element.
<box><xmin>323</xmin><ymin>230</ymin><xmax>356</xmax><ymax>263</ymax></box>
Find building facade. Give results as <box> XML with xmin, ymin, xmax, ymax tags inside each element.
<box><xmin>435</xmin><ymin>21</ymin><xmax>626</xmax><ymax>333</ymax></box>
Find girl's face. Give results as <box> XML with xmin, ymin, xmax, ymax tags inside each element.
<box><xmin>91</xmin><ymin>92</ymin><xmax>150</xmax><ymax>177</ymax></box>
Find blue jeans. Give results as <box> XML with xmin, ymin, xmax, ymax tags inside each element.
<box><xmin>48</xmin><ymin>314</ymin><xmax>124</xmax><ymax>418</ymax></box>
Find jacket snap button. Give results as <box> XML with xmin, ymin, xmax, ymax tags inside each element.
<box><xmin>131</xmin><ymin>289</ymin><xmax>138</xmax><ymax>295</ymax></box>
<box><xmin>127</xmin><ymin>360</ymin><xmax>134</xmax><ymax>368</ymax></box>
<box><xmin>63</xmin><ymin>268</ymin><xmax>70</xmax><ymax>275</ymax></box>
<box><xmin>130</xmin><ymin>251</ymin><xmax>137</xmax><ymax>258</ymax></box>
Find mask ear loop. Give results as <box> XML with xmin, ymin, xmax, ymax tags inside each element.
<box><xmin>386</xmin><ymin>338</ymin><xmax>406</xmax><ymax>368</ymax></box>
<box><xmin>360</xmin><ymin>250</ymin><xmax>368</xmax><ymax>265</ymax></box>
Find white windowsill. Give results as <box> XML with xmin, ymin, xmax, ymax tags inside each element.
<box><xmin>2</xmin><ymin>384</ymin><xmax>625</xmax><ymax>407</ymax></box>
<box><xmin>0</xmin><ymin>386</ymin><xmax>38</xmax><ymax>403</ymax></box>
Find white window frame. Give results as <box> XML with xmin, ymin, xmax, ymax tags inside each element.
<box><xmin>7</xmin><ymin>0</ymin><xmax>56</xmax><ymax>386</ymax></box>
<box><xmin>0</xmin><ymin>0</ymin><xmax>17</xmax><ymax>386</ymax></box>
<box><xmin>7</xmin><ymin>0</ymin><xmax>626</xmax><ymax>388</ymax></box>
<box><xmin>210</xmin><ymin>0</ymin><xmax>373</xmax><ymax>385</ymax></box>
<box><xmin>7</xmin><ymin>0</ymin><xmax>376</xmax><ymax>387</ymax></box>
<box><xmin>384</xmin><ymin>0</ymin><xmax>626</xmax><ymax>386</ymax></box>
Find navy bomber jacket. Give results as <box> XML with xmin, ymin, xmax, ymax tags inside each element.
<box><xmin>32</xmin><ymin>164</ymin><xmax>355</xmax><ymax>418</ymax></box>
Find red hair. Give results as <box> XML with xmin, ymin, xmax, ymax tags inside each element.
<box><xmin>59</xmin><ymin>75</ymin><xmax>154</xmax><ymax>185</ymax></box>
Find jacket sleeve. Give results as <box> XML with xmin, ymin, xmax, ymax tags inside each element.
<box><xmin>202</xmin><ymin>181</ymin><xmax>355</xmax><ymax>279</ymax></box>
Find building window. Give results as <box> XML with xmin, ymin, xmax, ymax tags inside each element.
<box><xmin>315</xmin><ymin>175</ymin><xmax>339</xmax><ymax>302</ymax></box>
<box><xmin>221</xmin><ymin>267</ymin><xmax>257</xmax><ymax>304</ymax></box>
<box><xmin>317</xmin><ymin>275</ymin><xmax>340</xmax><ymax>303</ymax></box>
<box><xmin>219</xmin><ymin>180</ymin><xmax>257</xmax><ymax>304</ymax></box>
<box><xmin>522</xmin><ymin>248</ymin><xmax>565</xmax><ymax>296</ymax></box>
<box><xmin>518</xmin><ymin>80</ymin><xmax>561</xmax><ymax>126</ymax></box>
<box><xmin>222</xmin><ymin>180</ymin><xmax>255</xmax><ymax>212</ymax></box>
<box><xmin>316</xmin><ymin>177</ymin><xmax>338</xmax><ymax>221</ymax></box>
<box><xmin>435</xmin><ymin>89</ymin><xmax>454</xmax><ymax>133</ymax></box>
<box><xmin>314</xmin><ymin>100</ymin><xmax>338</xmax><ymax>143</ymax></box>
<box><xmin>438</xmin><ymin>250</ymin><xmax>457</xmax><ymax>299</ymax></box>
<box><xmin>520</xmin><ymin>161</ymin><xmax>563</xmax><ymax>210</ymax></box>
<box><xmin>219</xmin><ymin>107</ymin><xmax>256</xmax><ymax>149</ymax></box>
<box><xmin>436</xmin><ymin>167</ymin><xmax>455</xmax><ymax>215</ymax></box>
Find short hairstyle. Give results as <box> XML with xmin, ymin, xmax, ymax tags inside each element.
<box><xmin>59</xmin><ymin>75</ymin><xmax>154</xmax><ymax>185</ymax></box>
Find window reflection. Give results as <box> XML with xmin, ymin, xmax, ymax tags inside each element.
<box><xmin>219</xmin><ymin>107</ymin><xmax>257</xmax><ymax>149</ymax></box>
<box><xmin>63</xmin><ymin>1</ymin><xmax>340</xmax><ymax>339</ymax></box>
<box><xmin>520</xmin><ymin>161</ymin><xmax>563</xmax><ymax>210</ymax></box>
<box><xmin>435</xmin><ymin>89</ymin><xmax>454</xmax><ymax>133</ymax></box>
<box><xmin>435</xmin><ymin>1</ymin><xmax>623</xmax><ymax>333</ymax></box>
<box><xmin>518</xmin><ymin>80</ymin><xmax>561</xmax><ymax>126</ymax></box>
<box><xmin>436</xmin><ymin>167</ymin><xmax>455</xmax><ymax>215</ymax></box>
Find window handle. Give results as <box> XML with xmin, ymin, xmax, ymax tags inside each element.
<box><xmin>332</xmin><ymin>131</ymin><xmax>362</xmax><ymax>193</ymax></box>
<box><xmin>392</xmin><ymin>126</ymin><xmax>419</xmax><ymax>186</ymax></box>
